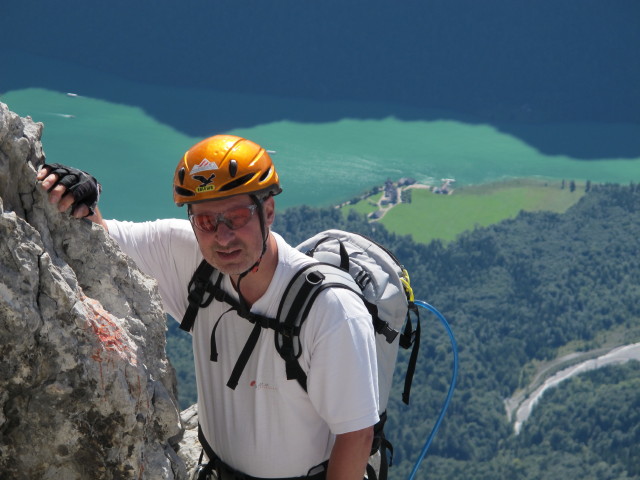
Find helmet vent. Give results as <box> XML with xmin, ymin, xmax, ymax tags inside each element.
<box><xmin>175</xmin><ymin>186</ymin><xmax>195</xmax><ymax>197</ymax></box>
<box><xmin>229</xmin><ymin>159</ymin><xmax>238</xmax><ymax>178</ymax></box>
<box><xmin>178</xmin><ymin>167</ymin><xmax>186</xmax><ymax>185</ymax></box>
<box><xmin>259</xmin><ymin>167</ymin><xmax>273</xmax><ymax>183</ymax></box>
<box><xmin>219</xmin><ymin>173</ymin><xmax>255</xmax><ymax>192</ymax></box>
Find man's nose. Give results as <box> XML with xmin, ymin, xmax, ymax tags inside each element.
<box><xmin>214</xmin><ymin>222</ymin><xmax>235</xmax><ymax>244</ymax></box>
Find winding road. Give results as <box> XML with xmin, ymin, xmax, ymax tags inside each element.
<box><xmin>505</xmin><ymin>343</ymin><xmax>640</xmax><ymax>434</ymax></box>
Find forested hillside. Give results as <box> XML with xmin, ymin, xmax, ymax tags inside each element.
<box><xmin>278</xmin><ymin>184</ymin><xmax>640</xmax><ymax>478</ymax></box>
<box><xmin>168</xmin><ymin>184</ymin><xmax>640</xmax><ymax>479</ymax></box>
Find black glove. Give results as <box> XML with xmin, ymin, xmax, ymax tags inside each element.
<box><xmin>43</xmin><ymin>163</ymin><xmax>102</xmax><ymax>217</ymax></box>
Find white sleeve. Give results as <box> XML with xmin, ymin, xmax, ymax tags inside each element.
<box><xmin>105</xmin><ymin>218</ymin><xmax>203</xmax><ymax>321</ymax></box>
<box><xmin>304</xmin><ymin>289</ymin><xmax>380</xmax><ymax>435</ymax></box>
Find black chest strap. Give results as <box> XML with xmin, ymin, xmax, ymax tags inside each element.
<box><xmin>180</xmin><ymin>260</ymin><xmax>282</xmax><ymax>390</ymax></box>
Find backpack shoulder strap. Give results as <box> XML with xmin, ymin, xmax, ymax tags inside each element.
<box><xmin>180</xmin><ymin>259</ymin><xmax>232</xmax><ymax>332</ymax></box>
<box><xmin>181</xmin><ymin>260</ymin><xmax>216</xmax><ymax>332</ymax></box>
<box><xmin>275</xmin><ymin>262</ymin><xmax>362</xmax><ymax>391</ymax></box>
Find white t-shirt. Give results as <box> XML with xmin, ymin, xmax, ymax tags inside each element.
<box><xmin>106</xmin><ymin>219</ymin><xmax>380</xmax><ymax>477</ymax></box>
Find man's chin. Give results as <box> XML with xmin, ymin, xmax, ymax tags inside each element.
<box><xmin>207</xmin><ymin>257</ymin><xmax>253</xmax><ymax>276</ymax></box>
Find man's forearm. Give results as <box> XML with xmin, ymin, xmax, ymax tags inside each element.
<box><xmin>87</xmin><ymin>206</ymin><xmax>109</xmax><ymax>231</ymax></box>
<box><xmin>326</xmin><ymin>427</ymin><xmax>373</xmax><ymax>480</ymax></box>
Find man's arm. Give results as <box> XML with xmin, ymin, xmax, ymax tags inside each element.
<box><xmin>37</xmin><ymin>165</ymin><xmax>108</xmax><ymax>230</ymax></box>
<box><xmin>326</xmin><ymin>426</ymin><xmax>373</xmax><ymax>480</ymax></box>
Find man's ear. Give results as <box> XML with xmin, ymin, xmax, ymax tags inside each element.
<box><xmin>263</xmin><ymin>196</ymin><xmax>276</xmax><ymax>227</ymax></box>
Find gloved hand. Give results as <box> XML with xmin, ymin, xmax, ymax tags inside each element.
<box><xmin>40</xmin><ymin>163</ymin><xmax>102</xmax><ymax>217</ymax></box>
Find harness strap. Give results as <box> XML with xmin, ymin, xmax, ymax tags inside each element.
<box><xmin>196</xmin><ymin>423</ymin><xmax>217</xmax><ymax>480</ymax></box>
<box><xmin>400</xmin><ymin>302</ymin><xmax>421</xmax><ymax>405</ymax></box>
<box><xmin>196</xmin><ymin>424</ymin><xmax>329</xmax><ymax>480</ymax></box>
<box><xmin>370</xmin><ymin>411</ymin><xmax>392</xmax><ymax>480</ymax></box>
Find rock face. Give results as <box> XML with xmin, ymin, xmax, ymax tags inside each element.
<box><xmin>0</xmin><ymin>102</ymin><xmax>189</xmax><ymax>479</ymax></box>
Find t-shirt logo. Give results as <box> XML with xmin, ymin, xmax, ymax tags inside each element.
<box><xmin>250</xmin><ymin>380</ymin><xmax>277</xmax><ymax>391</ymax></box>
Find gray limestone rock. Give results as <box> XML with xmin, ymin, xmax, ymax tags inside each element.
<box><xmin>0</xmin><ymin>102</ymin><xmax>189</xmax><ymax>479</ymax></box>
<box><xmin>176</xmin><ymin>404</ymin><xmax>203</xmax><ymax>478</ymax></box>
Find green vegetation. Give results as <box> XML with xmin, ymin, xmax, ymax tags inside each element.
<box><xmin>342</xmin><ymin>179</ymin><xmax>586</xmax><ymax>244</ymax></box>
<box><xmin>278</xmin><ymin>183</ymin><xmax>640</xmax><ymax>479</ymax></box>
<box><xmin>168</xmin><ymin>183</ymin><xmax>640</xmax><ymax>479</ymax></box>
<box><xmin>514</xmin><ymin>363</ymin><xmax>640</xmax><ymax>478</ymax></box>
<box><xmin>165</xmin><ymin>319</ymin><xmax>197</xmax><ymax>408</ymax></box>
<box><xmin>344</xmin><ymin>194</ymin><xmax>382</xmax><ymax>218</ymax></box>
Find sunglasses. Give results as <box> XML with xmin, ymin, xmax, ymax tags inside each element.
<box><xmin>189</xmin><ymin>204</ymin><xmax>258</xmax><ymax>233</ymax></box>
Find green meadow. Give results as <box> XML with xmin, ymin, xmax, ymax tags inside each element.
<box><xmin>343</xmin><ymin>179</ymin><xmax>586</xmax><ymax>244</ymax></box>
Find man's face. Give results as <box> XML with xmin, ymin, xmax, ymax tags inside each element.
<box><xmin>189</xmin><ymin>194</ymin><xmax>274</xmax><ymax>276</ymax></box>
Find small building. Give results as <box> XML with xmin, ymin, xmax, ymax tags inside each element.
<box><xmin>398</xmin><ymin>177</ymin><xmax>416</xmax><ymax>187</ymax></box>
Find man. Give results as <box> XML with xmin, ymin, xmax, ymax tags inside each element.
<box><xmin>38</xmin><ymin>134</ymin><xmax>379</xmax><ymax>480</ymax></box>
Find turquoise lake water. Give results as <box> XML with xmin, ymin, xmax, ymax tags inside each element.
<box><xmin>2</xmin><ymin>87</ymin><xmax>640</xmax><ymax>223</ymax></box>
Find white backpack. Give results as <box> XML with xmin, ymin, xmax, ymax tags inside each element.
<box><xmin>289</xmin><ymin>230</ymin><xmax>421</xmax><ymax>479</ymax></box>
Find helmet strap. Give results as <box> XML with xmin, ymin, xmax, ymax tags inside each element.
<box><xmin>235</xmin><ymin>194</ymin><xmax>270</xmax><ymax>301</ymax></box>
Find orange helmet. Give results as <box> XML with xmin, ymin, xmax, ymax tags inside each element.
<box><xmin>173</xmin><ymin>134</ymin><xmax>282</xmax><ymax>206</ymax></box>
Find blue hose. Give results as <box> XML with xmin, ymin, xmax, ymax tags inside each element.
<box><xmin>408</xmin><ymin>300</ymin><xmax>459</xmax><ymax>480</ymax></box>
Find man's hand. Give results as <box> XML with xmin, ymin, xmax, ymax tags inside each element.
<box><xmin>37</xmin><ymin>163</ymin><xmax>101</xmax><ymax>219</ymax></box>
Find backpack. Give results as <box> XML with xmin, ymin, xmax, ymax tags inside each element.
<box><xmin>180</xmin><ymin>229</ymin><xmax>421</xmax><ymax>480</ymax></box>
